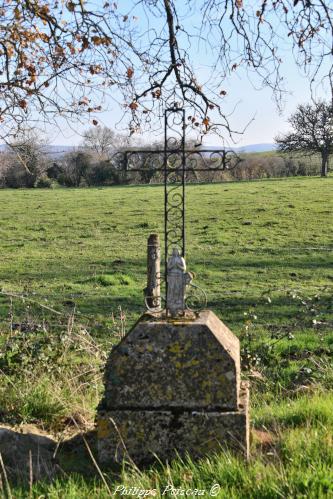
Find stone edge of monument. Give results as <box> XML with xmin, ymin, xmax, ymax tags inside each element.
<box><xmin>97</xmin><ymin>381</ymin><xmax>249</xmax><ymax>465</ymax></box>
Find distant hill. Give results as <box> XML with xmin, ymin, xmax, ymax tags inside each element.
<box><xmin>235</xmin><ymin>143</ymin><xmax>277</xmax><ymax>153</ymax></box>
<box><xmin>44</xmin><ymin>145</ymin><xmax>76</xmax><ymax>154</ymax></box>
<box><xmin>0</xmin><ymin>142</ymin><xmax>277</xmax><ymax>157</ymax></box>
<box><xmin>203</xmin><ymin>143</ymin><xmax>277</xmax><ymax>153</ymax></box>
<box><xmin>0</xmin><ymin>144</ymin><xmax>76</xmax><ymax>158</ymax></box>
<box><xmin>40</xmin><ymin>145</ymin><xmax>77</xmax><ymax>158</ymax></box>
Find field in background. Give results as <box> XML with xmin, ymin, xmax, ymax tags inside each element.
<box><xmin>1</xmin><ymin>144</ymin><xmax>327</xmax><ymax>189</ymax></box>
<box><xmin>0</xmin><ymin>176</ymin><xmax>332</xmax><ymax>496</ymax></box>
<box><xmin>233</xmin><ymin>151</ymin><xmax>324</xmax><ymax>180</ymax></box>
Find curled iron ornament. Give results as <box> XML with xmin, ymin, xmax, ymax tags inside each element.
<box><xmin>185</xmin><ymin>282</ymin><xmax>208</xmax><ymax>311</ymax></box>
<box><xmin>144</xmin><ymin>278</ymin><xmax>207</xmax><ymax>315</ymax></box>
<box><xmin>109</xmin><ymin>149</ymin><xmax>243</xmax><ymax>174</ymax></box>
<box><xmin>164</xmin><ymin>107</ymin><xmax>186</xmax><ymax>277</ymax></box>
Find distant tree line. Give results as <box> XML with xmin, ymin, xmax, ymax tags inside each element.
<box><xmin>0</xmin><ymin>149</ymin><xmax>324</xmax><ymax>189</ymax></box>
<box><xmin>0</xmin><ymin>113</ymin><xmax>330</xmax><ymax>189</ymax></box>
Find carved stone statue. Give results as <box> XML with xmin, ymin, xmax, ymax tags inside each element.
<box><xmin>167</xmin><ymin>248</ymin><xmax>188</xmax><ymax>317</ymax></box>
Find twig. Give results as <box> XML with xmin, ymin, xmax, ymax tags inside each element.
<box><xmin>108</xmin><ymin>416</ymin><xmax>141</xmax><ymax>474</ymax></box>
<box><xmin>70</xmin><ymin>417</ymin><xmax>112</xmax><ymax>495</ymax></box>
<box><xmin>0</xmin><ymin>453</ymin><xmax>12</xmax><ymax>499</ymax></box>
<box><xmin>29</xmin><ymin>450</ymin><xmax>33</xmax><ymax>497</ymax></box>
<box><xmin>0</xmin><ymin>291</ymin><xmax>63</xmax><ymax>316</ymax></box>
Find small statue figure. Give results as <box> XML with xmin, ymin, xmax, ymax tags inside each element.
<box><xmin>167</xmin><ymin>248</ymin><xmax>191</xmax><ymax>317</ymax></box>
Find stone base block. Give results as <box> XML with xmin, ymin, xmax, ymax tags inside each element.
<box><xmin>102</xmin><ymin>310</ymin><xmax>241</xmax><ymax>411</ymax></box>
<box><xmin>97</xmin><ymin>383</ymin><xmax>249</xmax><ymax>465</ymax></box>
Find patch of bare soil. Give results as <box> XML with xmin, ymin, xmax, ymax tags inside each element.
<box><xmin>0</xmin><ymin>423</ymin><xmax>97</xmax><ymax>484</ymax></box>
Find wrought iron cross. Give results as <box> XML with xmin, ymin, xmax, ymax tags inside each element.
<box><xmin>111</xmin><ymin>106</ymin><xmax>242</xmax><ymax>314</ymax></box>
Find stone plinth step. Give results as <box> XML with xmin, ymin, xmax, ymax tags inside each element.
<box><xmin>97</xmin><ymin>382</ymin><xmax>249</xmax><ymax>465</ymax></box>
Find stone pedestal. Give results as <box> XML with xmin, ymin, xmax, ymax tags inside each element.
<box><xmin>97</xmin><ymin>310</ymin><xmax>249</xmax><ymax>465</ymax></box>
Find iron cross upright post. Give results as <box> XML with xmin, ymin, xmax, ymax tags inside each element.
<box><xmin>163</xmin><ymin>106</ymin><xmax>244</xmax><ymax>317</ymax></box>
<box><xmin>164</xmin><ymin>107</ymin><xmax>188</xmax><ymax>317</ymax></box>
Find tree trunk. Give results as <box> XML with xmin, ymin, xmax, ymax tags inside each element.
<box><xmin>321</xmin><ymin>152</ymin><xmax>328</xmax><ymax>177</ymax></box>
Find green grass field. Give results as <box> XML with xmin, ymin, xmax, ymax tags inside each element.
<box><xmin>0</xmin><ymin>176</ymin><xmax>332</xmax><ymax>497</ymax></box>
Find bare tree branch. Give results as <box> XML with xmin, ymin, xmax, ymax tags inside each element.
<box><xmin>0</xmin><ymin>0</ymin><xmax>331</xmax><ymax>141</ymax></box>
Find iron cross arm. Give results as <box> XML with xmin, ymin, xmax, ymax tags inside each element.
<box><xmin>110</xmin><ymin>148</ymin><xmax>242</xmax><ymax>173</ymax></box>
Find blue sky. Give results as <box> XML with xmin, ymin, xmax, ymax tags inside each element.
<box><xmin>48</xmin><ymin>1</ymin><xmax>330</xmax><ymax>148</ymax></box>
<box><xmin>49</xmin><ymin>66</ymin><xmax>321</xmax><ymax>148</ymax></box>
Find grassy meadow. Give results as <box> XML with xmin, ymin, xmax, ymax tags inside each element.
<box><xmin>0</xmin><ymin>176</ymin><xmax>332</xmax><ymax>497</ymax></box>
